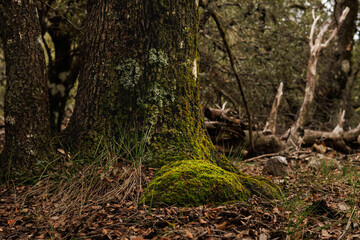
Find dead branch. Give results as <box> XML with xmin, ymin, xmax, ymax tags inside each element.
<box><xmin>263</xmin><ymin>82</ymin><xmax>283</xmax><ymax>135</ymax></box>
<box><xmin>286</xmin><ymin>7</ymin><xmax>350</xmax><ymax>147</ymax></box>
<box><xmin>332</xmin><ymin>109</ymin><xmax>345</xmax><ymax>135</ymax></box>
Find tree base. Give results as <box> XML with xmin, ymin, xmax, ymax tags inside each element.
<box><xmin>142</xmin><ymin>160</ymin><xmax>281</xmax><ymax>206</ymax></box>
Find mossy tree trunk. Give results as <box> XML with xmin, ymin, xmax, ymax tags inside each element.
<box><xmin>65</xmin><ymin>0</ymin><xmax>280</xmax><ymax>206</ymax></box>
<box><xmin>0</xmin><ymin>1</ymin><xmax>52</xmax><ymax>179</ymax></box>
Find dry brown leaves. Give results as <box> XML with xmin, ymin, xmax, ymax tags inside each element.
<box><xmin>0</xmin><ymin>149</ymin><xmax>360</xmax><ymax>239</ymax></box>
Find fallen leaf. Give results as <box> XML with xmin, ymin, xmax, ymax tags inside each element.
<box><xmin>57</xmin><ymin>148</ymin><xmax>65</xmax><ymax>155</ymax></box>
<box><xmin>224</xmin><ymin>232</ymin><xmax>234</xmax><ymax>237</ymax></box>
<box><xmin>259</xmin><ymin>233</ymin><xmax>268</xmax><ymax>240</ymax></box>
<box><xmin>199</xmin><ymin>218</ymin><xmax>206</xmax><ymax>224</ymax></box>
<box><xmin>37</xmin><ymin>234</ymin><xmax>45</xmax><ymax>239</ymax></box>
<box><xmin>185</xmin><ymin>230</ymin><xmax>193</xmax><ymax>239</ymax></box>
<box><xmin>131</xmin><ymin>237</ymin><xmax>145</xmax><ymax>240</ymax></box>
<box><xmin>7</xmin><ymin>219</ymin><xmax>16</xmax><ymax>227</ymax></box>
<box><xmin>215</xmin><ymin>221</ymin><xmax>227</xmax><ymax>230</ymax></box>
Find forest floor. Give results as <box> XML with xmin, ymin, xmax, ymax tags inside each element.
<box><xmin>0</xmin><ymin>148</ymin><xmax>360</xmax><ymax>240</ymax></box>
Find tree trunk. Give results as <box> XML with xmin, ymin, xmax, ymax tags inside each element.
<box><xmin>0</xmin><ymin>1</ymin><xmax>52</xmax><ymax>179</ymax></box>
<box><xmin>316</xmin><ymin>0</ymin><xmax>358</xmax><ymax>126</ymax></box>
<box><xmin>65</xmin><ymin>0</ymin><xmax>280</xmax><ymax>206</ymax></box>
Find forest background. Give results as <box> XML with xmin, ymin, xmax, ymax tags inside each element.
<box><xmin>1</xmin><ymin>0</ymin><xmax>360</xmax><ymax>239</ymax></box>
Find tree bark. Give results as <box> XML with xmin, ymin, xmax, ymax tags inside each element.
<box><xmin>0</xmin><ymin>0</ymin><xmax>52</xmax><ymax>178</ymax></box>
<box><xmin>64</xmin><ymin>0</ymin><xmax>280</xmax><ymax>206</ymax></box>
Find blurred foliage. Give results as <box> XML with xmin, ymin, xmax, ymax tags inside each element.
<box><xmin>199</xmin><ymin>0</ymin><xmax>359</xmax><ymax>132</ymax></box>
<box><xmin>37</xmin><ymin>0</ymin><xmax>86</xmax><ymax>39</ymax></box>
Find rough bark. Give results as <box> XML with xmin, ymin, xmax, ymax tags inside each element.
<box><xmin>316</xmin><ymin>0</ymin><xmax>358</xmax><ymax>125</ymax></box>
<box><xmin>64</xmin><ymin>0</ymin><xmax>280</xmax><ymax>206</ymax></box>
<box><xmin>0</xmin><ymin>1</ymin><xmax>52</xmax><ymax>178</ymax></box>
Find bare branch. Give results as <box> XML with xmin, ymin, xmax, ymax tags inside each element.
<box><xmin>309</xmin><ymin>15</ymin><xmax>320</xmax><ymax>48</ymax></box>
<box><xmin>332</xmin><ymin>109</ymin><xmax>345</xmax><ymax>135</ymax></box>
<box><xmin>321</xmin><ymin>7</ymin><xmax>350</xmax><ymax>49</ymax></box>
<box><xmin>263</xmin><ymin>82</ymin><xmax>283</xmax><ymax>135</ymax></box>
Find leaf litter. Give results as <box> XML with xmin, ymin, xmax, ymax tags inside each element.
<box><xmin>0</xmin><ymin>149</ymin><xmax>360</xmax><ymax>239</ymax></box>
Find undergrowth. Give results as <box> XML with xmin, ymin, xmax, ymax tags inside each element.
<box><xmin>237</xmin><ymin>153</ymin><xmax>360</xmax><ymax>239</ymax></box>
<box><xmin>10</xmin><ymin>129</ymin><xmax>151</xmax><ymax>221</ymax></box>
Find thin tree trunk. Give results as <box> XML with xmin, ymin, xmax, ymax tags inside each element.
<box><xmin>0</xmin><ymin>1</ymin><xmax>51</xmax><ymax>178</ymax></box>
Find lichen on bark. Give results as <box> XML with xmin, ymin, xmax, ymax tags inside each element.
<box><xmin>65</xmin><ymin>0</ymin><xmax>281</xmax><ymax>206</ymax></box>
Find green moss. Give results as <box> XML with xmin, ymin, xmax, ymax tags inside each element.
<box><xmin>69</xmin><ymin>0</ymin><xmax>281</xmax><ymax>208</ymax></box>
<box><xmin>143</xmin><ymin>160</ymin><xmax>251</xmax><ymax>206</ymax></box>
<box><xmin>240</xmin><ymin>175</ymin><xmax>282</xmax><ymax>200</ymax></box>
<box><xmin>143</xmin><ymin>159</ymin><xmax>282</xmax><ymax>207</ymax></box>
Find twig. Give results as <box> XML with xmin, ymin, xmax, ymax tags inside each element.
<box><xmin>243</xmin><ymin>153</ymin><xmax>279</xmax><ymax>163</ymax></box>
<box><xmin>39</xmin><ymin>0</ymin><xmax>82</xmax><ymax>32</ymax></box>
<box><xmin>337</xmin><ymin>206</ymin><xmax>356</xmax><ymax>240</ymax></box>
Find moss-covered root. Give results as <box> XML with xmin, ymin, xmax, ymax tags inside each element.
<box><xmin>143</xmin><ymin>160</ymin><xmax>251</xmax><ymax>206</ymax></box>
<box><xmin>241</xmin><ymin>175</ymin><xmax>282</xmax><ymax>200</ymax></box>
<box><xmin>142</xmin><ymin>160</ymin><xmax>282</xmax><ymax>206</ymax></box>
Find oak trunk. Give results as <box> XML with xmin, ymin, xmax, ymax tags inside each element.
<box><xmin>0</xmin><ymin>1</ymin><xmax>51</xmax><ymax>178</ymax></box>
<box><xmin>64</xmin><ymin>0</ymin><xmax>280</xmax><ymax>205</ymax></box>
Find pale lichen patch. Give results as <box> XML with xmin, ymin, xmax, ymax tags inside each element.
<box><xmin>5</xmin><ymin>116</ymin><xmax>16</xmax><ymax>125</ymax></box>
<box><xmin>149</xmin><ymin>48</ymin><xmax>169</xmax><ymax>67</ymax></box>
<box><xmin>49</xmin><ymin>83</ymin><xmax>66</xmax><ymax>97</ymax></box>
<box><xmin>341</xmin><ymin>60</ymin><xmax>350</xmax><ymax>73</ymax></box>
<box><xmin>37</xmin><ymin>35</ymin><xmax>45</xmax><ymax>48</ymax></box>
<box><xmin>115</xmin><ymin>59</ymin><xmax>142</xmax><ymax>89</ymax></box>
